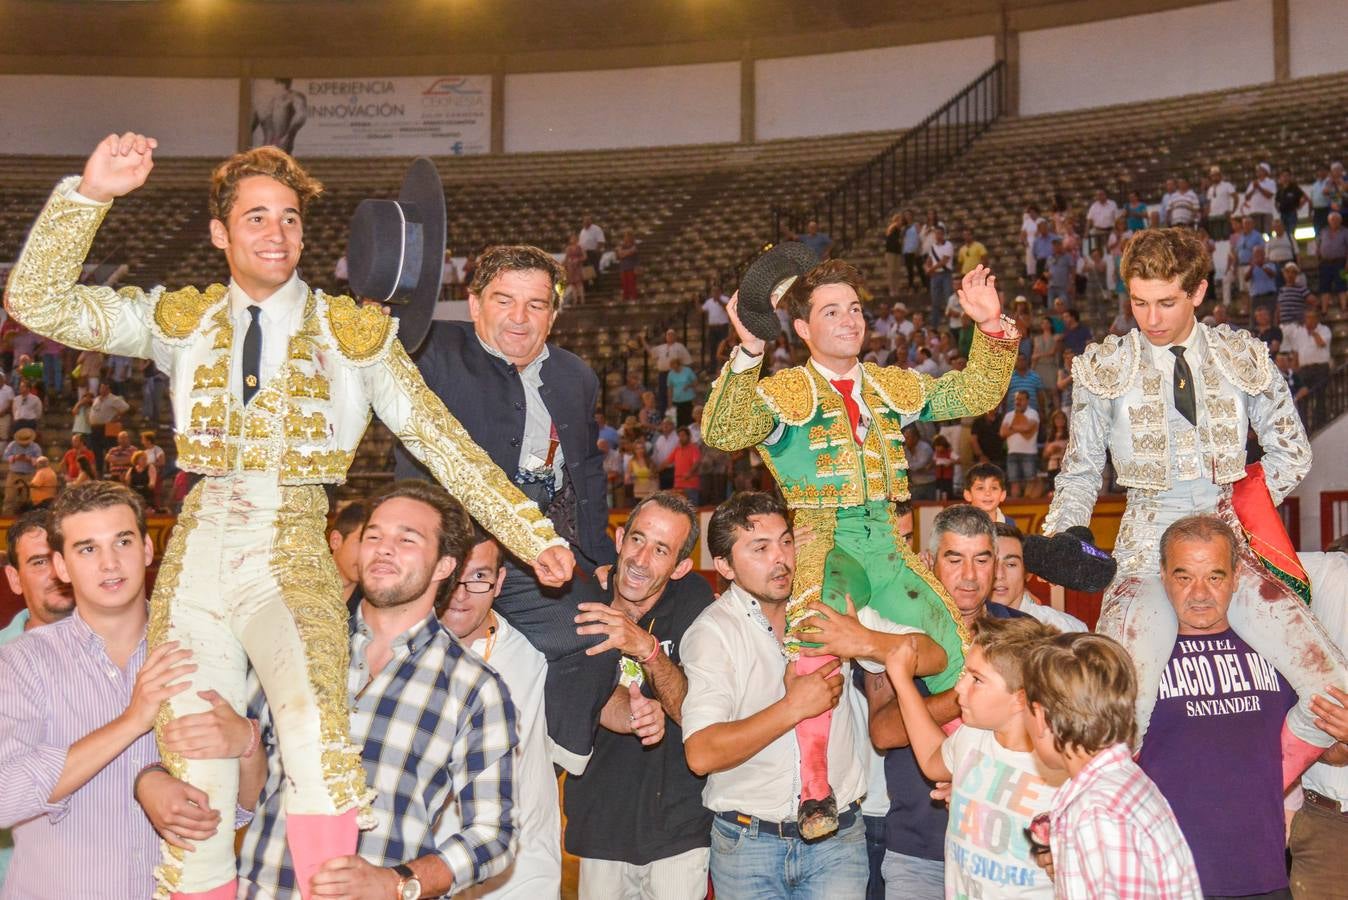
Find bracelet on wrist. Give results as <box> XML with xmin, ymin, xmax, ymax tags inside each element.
<box><xmin>639</xmin><ymin>638</ymin><xmax>662</xmax><ymax>665</ymax></box>
<box><xmin>240</xmin><ymin>718</ymin><xmax>260</xmax><ymax>759</ymax></box>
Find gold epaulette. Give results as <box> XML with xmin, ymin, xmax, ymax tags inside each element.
<box><xmin>861</xmin><ymin>362</ymin><xmax>926</xmax><ymax>414</ymax></box>
<box><xmin>325</xmin><ymin>294</ymin><xmax>396</xmax><ymax>365</ymax></box>
<box><xmin>153</xmin><ymin>284</ymin><xmax>228</xmax><ymax>341</ymax></box>
<box><xmin>757</xmin><ymin>367</ymin><xmax>816</xmax><ymax>425</ymax></box>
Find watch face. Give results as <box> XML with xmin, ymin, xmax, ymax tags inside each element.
<box><xmin>400</xmin><ymin>876</ymin><xmax>422</xmax><ymax>900</ymax></box>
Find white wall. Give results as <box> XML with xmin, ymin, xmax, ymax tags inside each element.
<box><xmin>503</xmin><ymin>62</ymin><xmax>740</xmax><ymax>153</ymax></box>
<box><xmin>1289</xmin><ymin>0</ymin><xmax>1348</xmax><ymax>79</ymax></box>
<box><xmin>1291</xmin><ymin>412</ymin><xmax>1348</xmax><ymax>551</ymax></box>
<box><xmin>754</xmin><ymin>37</ymin><xmax>997</xmax><ymax>141</ymax></box>
<box><xmin>0</xmin><ymin>76</ymin><xmax>238</xmax><ymax>156</ymax></box>
<box><xmin>1020</xmin><ymin>0</ymin><xmax>1275</xmax><ymax>116</ymax></box>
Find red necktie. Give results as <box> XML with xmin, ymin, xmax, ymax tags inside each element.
<box><xmin>830</xmin><ymin>379</ymin><xmax>862</xmax><ymax>444</ymax></box>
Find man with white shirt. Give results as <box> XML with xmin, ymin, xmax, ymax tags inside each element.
<box><xmin>682</xmin><ymin>492</ymin><xmax>941</xmax><ymax>898</ymax></box>
<box><xmin>10</xmin><ymin>379</ymin><xmax>43</xmax><ymax>436</ymax></box>
<box><xmin>1206</xmin><ymin>166</ymin><xmax>1238</xmax><ymax>239</ymax></box>
<box><xmin>0</xmin><ymin>374</ymin><xmax>13</xmax><ymax>442</ymax></box>
<box><xmin>1085</xmin><ymin>189</ymin><xmax>1119</xmax><ymax>253</ymax></box>
<box><xmin>991</xmin><ymin>521</ymin><xmax>1087</xmax><ymax>632</ymax></box>
<box><xmin>701</xmin><ymin>287</ymin><xmax>730</xmax><ymax>369</ymax></box>
<box><xmin>1243</xmin><ymin>162</ymin><xmax>1278</xmax><ymax>233</ymax></box>
<box><xmin>1045</xmin><ymin>227</ymin><xmax>1344</xmax><ymax>785</ymax></box>
<box><xmin>1285</xmin><ymin>306</ymin><xmax>1333</xmax><ymax>427</ymax></box>
<box><xmin>578</xmin><ymin>215</ymin><xmax>606</xmax><ymax>278</ymax></box>
<box><xmin>440</xmin><ymin>527</ymin><xmax>561</xmax><ymax>900</ymax></box>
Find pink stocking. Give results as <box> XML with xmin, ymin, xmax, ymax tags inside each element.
<box><xmin>288</xmin><ymin>808</ymin><xmax>360</xmax><ymax>900</ymax></box>
<box><xmin>171</xmin><ymin>880</ymin><xmax>237</xmax><ymax>900</ymax></box>
<box><xmin>794</xmin><ymin>654</ymin><xmax>836</xmax><ymax>803</ymax></box>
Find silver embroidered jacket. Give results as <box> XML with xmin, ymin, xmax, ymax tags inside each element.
<box><xmin>1044</xmin><ymin>323</ymin><xmax>1311</xmax><ymax>536</ymax></box>
<box><xmin>4</xmin><ymin>177</ymin><xmax>564</xmax><ymax>564</ymax></box>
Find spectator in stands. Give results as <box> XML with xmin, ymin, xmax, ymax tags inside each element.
<box><xmin>0</xmin><ymin>374</ymin><xmax>13</xmax><ymax>443</ymax></box>
<box><xmin>864</xmin><ymin>334</ymin><xmax>893</xmax><ymax>367</ymax></box>
<box><xmin>956</xmin><ymin>226</ymin><xmax>986</xmax><ymax>276</ymax></box>
<box><xmin>1276</xmin><ymin>169</ymin><xmax>1307</xmax><ymax>244</ymax></box>
<box><xmin>1159</xmin><ymin>177</ymin><xmax>1178</xmax><ymax>226</ymax></box>
<box><xmin>27</xmin><ymin>457</ymin><xmax>57</xmax><ymax>508</ymax></box>
<box><xmin>1247</xmin><ymin>244</ymin><xmax>1278</xmax><ymax>324</ymax></box>
<box><xmin>1311</xmin><ymin>164</ymin><xmax>1334</xmax><ymax>235</ymax></box>
<box><xmin>1317</xmin><ymin>212</ymin><xmax>1347</xmax><ymax>311</ymax></box>
<box><xmin>103</xmin><ymin>430</ymin><xmax>135</xmax><ymax>482</ymax></box>
<box><xmin>1277</xmin><ymin>264</ymin><xmax>1312</xmax><ymax>326</ymax></box>
<box><xmin>617</xmin><ymin>231</ymin><xmax>640</xmax><ymax>301</ymax></box>
<box><xmin>884</xmin><ymin>213</ymin><xmax>905</xmax><ymax>296</ymax></box>
<box><xmin>651</xmin><ymin>419</ymin><xmax>680</xmax><ymax>491</ymax></box>
<box><xmin>1021</xmin><ymin>204</ymin><xmax>1043</xmax><ymax>277</ymax></box>
<box><xmin>564</xmin><ymin>232</ymin><xmax>587</xmax><ymax>305</ymax></box>
<box><xmin>1287</xmin><ymin>305</ymin><xmax>1332</xmax><ymax>400</ymax></box>
<box><xmin>1046</xmin><ymin>238</ymin><xmax>1073</xmax><ymax>305</ymax></box>
<box><xmin>1274</xmin><ymin>349</ymin><xmax>1309</xmax><ymax>406</ymax></box>
<box><xmin>141</xmin><ymin>360</ymin><xmax>168</xmax><ymax>427</ymax></box>
<box><xmin>701</xmin><ymin>283</ymin><xmax>730</xmax><ymax>368</ymax></box>
<box><xmin>626</xmin><ymin>441</ymin><xmax>657</xmax><ymax>503</ymax></box>
<box><xmin>962</xmin><ymin>462</ymin><xmax>1007</xmax><ymax>523</ymax></box>
<box><xmin>594</xmin><ymin>411</ymin><xmax>621</xmax><ymax>449</ymax></box>
<box><xmin>616</xmin><ymin>372</ymin><xmax>646</xmax><ymax>420</ymax></box>
<box><xmin>600</xmin><ymin>439</ymin><xmax>625</xmax><ymax>506</ymax></box>
<box><xmin>970</xmin><ymin>408</ymin><xmax>1007</xmax><ymax>474</ymax></box>
<box><xmin>578</xmin><ymin>214</ymin><xmax>606</xmax><ymax>280</ymax></box>
<box><xmin>59</xmin><ymin>433</ymin><xmax>94</xmax><ymax>482</ymax></box>
<box><xmin>1030</xmin><ymin>218</ymin><xmax>1055</xmax><ymax>277</ymax></box>
<box><xmin>87</xmin><ymin>382</ymin><xmax>128</xmax><ymax>465</ymax></box>
<box><xmin>638</xmin><ymin>390</ymin><xmax>663</xmax><ymax>433</ymax></box>
<box><xmin>1085</xmin><ymin>189</ymin><xmax>1118</xmax><ymax>253</ymax></box>
<box><xmin>1265</xmin><ymin>218</ymin><xmax>1297</xmax><ymax>283</ymax></box>
<box><xmin>669</xmin><ymin>426</ymin><xmax>701</xmax><ymax>505</ymax></box>
<box><xmin>902</xmin><ymin>210</ymin><xmax>924</xmax><ymax>289</ymax></box>
<box><xmin>644</xmin><ymin>329</ymin><xmax>692</xmax><ymax>412</ymax></box>
<box><xmin>1056</xmin><ymin>346</ymin><xmax>1076</xmax><ymax>413</ymax></box>
<box><xmin>1124</xmin><ymin>191</ymin><xmax>1148</xmax><ymax>232</ymax></box>
<box><xmin>1006</xmin><ymin>353</ymin><xmax>1046</xmax><ymax>413</ymax></box>
<box><xmin>441</xmin><ymin>528</ymin><xmax>563</xmax><ymax>899</ymax></box>
<box><xmin>905</xmin><ymin>425</ymin><xmax>937</xmax><ymax>501</ymax></box>
<box><xmin>1136</xmin><ymin>516</ymin><xmax>1296</xmax><ymax>898</ymax></box>
<box><xmin>1242</xmin><ymin>163</ymin><xmax>1277</xmax><ymax>233</ymax></box>
<box><xmin>1000</xmin><ymin>390</ymin><xmax>1040</xmax><ymax>499</ymax></box>
<box><xmin>123</xmin><ymin>450</ymin><xmax>156</xmax><ymax>510</ymax></box>
<box><xmin>1252</xmin><ymin>304</ymin><xmax>1282</xmax><ymax>357</ymax></box>
<box><xmin>1206</xmin><ymin>166</ymin><xmax>1237</xmax><ymax>239</ymax></box>
<box><xmin>666</xmin><ymin>356</ymin><xmax>696</xmax><ymax>428</ymax></box>
<box><xmin>801</xmin><ymin>219</ymin><xmax>833</xmax><ymax>260</ymax></box>
<box><xmin>1081</xmin><ymin>246</ymin><xmax>1109</xmax><ymax>304</ymax></box>
<box><xmin>74</xmin><ymin>348</ymin><xmax>103</xmax><ymax>399</ymax></box>
<box><xmin>1061</xmin><ymin>308</ymin><xmax>1093</xmax><ymax>356</ymax></box>
<box><xmin>10</xmin><ymin>380</ymin><xmax>41</xmax><ymax>437</ymax></box>
<box><xmin>925</xmin><ymin>225</ymin><xmax>955</xmax><ymax>327</ymax></box>
<box><xmin>107</xmin><ymin>355</ymin><xmax>132</xmax><ymax>394</ymax></box>
<box><xmin>38</xmin><ymin>337</ymin><xmax>63</xmax><ymax>402</ymax></box>
<box><xmin>1169</xmin><ymin>178</ymin><xmax>1200</xmax><ymax>227</ymax></box>
<box><xmin>139</xmin><ymin>429</ymin><xmax>165</xmax><ymax>473</ymax></box>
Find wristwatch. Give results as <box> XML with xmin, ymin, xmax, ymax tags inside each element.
<box><xmin>393</xmin><ymin>864</ymin><xmax>422</xmax><ymax>900</ymax></box>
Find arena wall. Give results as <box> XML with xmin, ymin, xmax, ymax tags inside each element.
<box><xmin>1288</xmin><ymin>0</ymin><xmax>1348</xmax><ymax>79</ymax></box>
<box><xmin>1018</xmin><ymin>0</ymin><xmax>1276</xmax><ymax>116</ymax></box>
<box><xmin>753</xmin><ymin>36</ymin><xmax>997</xmax><ymax>140</ymax></box>
<box><xmin>503</xmin><ymin>62</ymin><xmax>741</xmax><ymax>153</ymax></box>
<box><xmin>0</xmin><ymin>75</ymin><xmax>238</xmax><ymax>156</ymax></box>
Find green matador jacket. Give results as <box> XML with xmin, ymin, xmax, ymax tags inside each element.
<box><xmin>701</xmin><ymin>327</ymin><xmax>1019</xmax><ymax>507</ymax></box>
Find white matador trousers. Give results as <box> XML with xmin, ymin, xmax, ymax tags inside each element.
<box><xmin>148</xmin><ymin>473</ymin><xmax>372</xmax><ymax>897</ymax></box>
<box><xmin>1098</xmin><ymin>481</ymin><xmax>1348</xmax><ymax>749</ymax></box>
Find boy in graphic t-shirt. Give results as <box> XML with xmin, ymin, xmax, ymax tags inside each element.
<box><xmin>1136</xmin><ymin>515</ymin><xmax>1299</xmax><ymax>898</ymax></box>
<box><xmin>888</xmin><ymin>616</ymin><xmax>1066</xmax><ymax>898</ymax></box>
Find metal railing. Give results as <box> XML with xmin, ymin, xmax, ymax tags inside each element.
<box><xmin>1298</xmin><ymin>361</ymin><xmax>1348</xmax><ymax>437</ymax></box>
<box><xmin>772</xmin><ymin>61</ymin><xmax>1007</xmax><ymax>257</ymax></box>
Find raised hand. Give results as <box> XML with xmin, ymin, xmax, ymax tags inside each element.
<box><xmin>533</xmin><ymin>545</ymin><xmax>575</xmax><ymax>588</ymax></box>
<box><xmin>78</xmin><ymin>132</ymin><xmax>158</xmax><ymax>203</ymax></box>
<box><xmin>724</xmin><ymin>291</ymin><xmax>766</xmax><ymax>357</ymax></box>
<box><xmin>955</xmin><ymin>265</ymin><xmax>1003</xmax><ymax>329</ymax></box>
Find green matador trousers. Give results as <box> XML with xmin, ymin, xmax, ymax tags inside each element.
<box><xmin>790</xmin><ymin>500</ymin><xmax>970</xmax><ymax>808</ymax></box>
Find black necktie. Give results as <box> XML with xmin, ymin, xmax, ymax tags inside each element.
<box><xmin>242</xmin><ymin>305</ymin><xmax>262</xmax><ymax>406</ymax></box>
<box><xmin>1170</xmin><ymin>346</ymin><xmax>1196</xmax><ymax>426</ymax></box>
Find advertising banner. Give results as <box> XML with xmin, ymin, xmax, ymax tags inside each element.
<box><xmin>250</xmin><ymin>75</ymin><xmax>490</xmax><ymax>156</ymax></box>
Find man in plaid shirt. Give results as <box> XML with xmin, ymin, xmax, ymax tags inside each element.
<box><xmin>138</xmin><ymin>481</ymin><xmax>518</xmax><ymax>899</ymax></box>
<box><xmin>1024</xmin><ymin>632</ymin><xmax>1201</xmax><ymax>900</ymax></box>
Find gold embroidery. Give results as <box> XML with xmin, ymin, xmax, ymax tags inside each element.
<box><xmin>758</xmin><ymin>367</ymin><xmax>816</xmax><ymax>425</ymax></box>
<box><xmin>1074</xmin><ymin>331</ymin><xmax>1141</xmax><ymax>399</ymax></box>
<box><xmin>193</xmin><ymin>356</ymin><xmax>228</xmax><ymax>392</ymax></box>
<box><xmin>287</xmin><ymin>368</ymin><xmax>331</xmax><ymax>400</ymax></box>
<box><xmin>188</xmin><ymin>396</ymin><xmax>227</xmax><ymax>432</ymax></box>
<box><xmin>326</xmin><ymin>294</ymin><xmax>394</xmax><ymax>363</ymax></box>
<box><xmin>154</xmin><ymin>284</ymin><xmax>227</xmax><ymax>340</ymax></box>
<box><xmin>701</xmin><ymin>357</ymin><xmax>776</xmax><ymax>451</ymax></box>
<box><xmin>786</xmin><ymin>508</ymin><xmax>839</xmax><ymax>650</ymax></box>
<box><xmin>861</xmin><ymin>362</ymin><xmax>924</xmax><ymax>414</ymax></box>
<box><xmin>1208</xmin><ymin>324</ymin><xmax>1274</xmax><ymax>395</ymax></box>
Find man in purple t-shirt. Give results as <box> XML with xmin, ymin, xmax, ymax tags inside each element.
<box><xmin>1137</xmin><ymin>514</ymin><xmax>1296</xmax><ymax>899</ymax></box>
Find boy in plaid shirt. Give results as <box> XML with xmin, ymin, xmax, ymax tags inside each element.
<box><xmin>1023</xmin><ymin>632</ymin><xmax>1201</xmax><ymax>900</ymax></box>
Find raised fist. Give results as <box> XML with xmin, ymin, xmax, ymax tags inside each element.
<box><xmin>78</xmin><ymin>132</ymin><xmax>158</xmax><ymax>203</ymax></box>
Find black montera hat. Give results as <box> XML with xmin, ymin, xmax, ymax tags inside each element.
<box><xmin>737</xmin><ymin>241</ymin><xmax>820</xmax><ymax>342</ymax></box>
<box><xmin>345</xmin><ymin>157</ymin><xmax>446</xmax><ymax>354</ymax></box>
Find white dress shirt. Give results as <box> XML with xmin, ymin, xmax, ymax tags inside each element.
<box><xmin>1146</xmin><ymin>319</ymin><xmax>1204</xmax><ymax>387</ymax></box>
<box><xmin>228</xmin><ymin>274</ymin><xmax>307</xmax><ymax>403</ymax></box>
<box><xmin>680</xmin><ymin>583</ymin><xmax>869</xmax><ymax>822</ymax></box>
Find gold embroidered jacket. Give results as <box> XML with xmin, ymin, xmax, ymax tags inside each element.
<box><xmin>700</xmin><ymin>327</ymin><xmax>1019</xmax><ymax>509</ymax></box>
<box><xmin>5</xmin><ymin>177</ymin><xmax>562</xmax><ymax>563</ymax></box>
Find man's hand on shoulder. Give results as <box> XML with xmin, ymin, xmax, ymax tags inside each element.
<box><xmin>78</xmin><ymin>132</ymin><xmax>157</xmax><ymax>203</ymax></box>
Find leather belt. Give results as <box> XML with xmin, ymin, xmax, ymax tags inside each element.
<box><xmin>1302</xmin><ymin>789</ymin><xmax>1348</xmax><ymax>816</ymax></box>
<box><xmin>715</xmin><ymin>802</ymin><xmax>860</xmax><ymax>840</ymax></box>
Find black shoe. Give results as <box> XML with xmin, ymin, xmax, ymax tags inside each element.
<box><xmin>797</xmin><ymin>793</ymin><xmax>838</xmax><ymax>841</ymax></box>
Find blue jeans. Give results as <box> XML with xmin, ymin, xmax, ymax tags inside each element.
<box><xmin>709</xmin><ymin>814</ymin><xmax>870</xmax><ymax>899</ymax></box>
<box><xmin>864</xmin><ymin>815</ymin><xmax>886</xmax><ymax>900</ymax></box>
<box><xmin>881</xmin><ymin>850</ymin><xmax>943</xmax><ymax>900</ymax></box>
<box><xmin>929</xmin><ymin>271</ymin><xmax>952</xmax><ymax>325</ymax></box>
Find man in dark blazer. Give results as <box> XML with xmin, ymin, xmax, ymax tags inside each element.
<box><xmin>396</xmin><ymin>244</ymin><xmax>619</xmax><ymax>773</ymax></box>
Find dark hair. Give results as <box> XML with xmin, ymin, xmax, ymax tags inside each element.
<box><xmin>49</xmin><ymin>481</ymin><xmax>147</xmax><ymax>553</ymax></box>
<box><xmin>1023</xmin><ymin>632</ymin><xmax>1139</xmax><ymax>754</ymax></box>
<box><xmin>623</xmin><ymin>490</ymin><xmax>700</xmax><ymax>562</ymax></box>
<box><xmin>707</xmin><ymin>492</ymin><xmax>789</xmax><ymax>561</ymax></box>
<box><xmin>783</xmin><ymin>259</ymin><xmax>864</xmax><ymax>324</ymax></box>
<box><xmin>6</xmin><ymin>509</ymin><xmax>52</xmax><ymax>568</ymax></box>
<box><xmin>331</xmin><ymin>501</ymin><xmax>368</xmax><ymax>539</ymax></box>
<box><xmin>965</xmin><ymin>462</ymin><xmax>1007</xmax><ymax>490</ymax></box>
<box><xmin>469</xmin><ymin>245</ymin><xmax>566</xmax><ymax>309</ymax></box>
<box><xmin>894</xmin><ymin>499</ymin><xmax>913</xmax><ymax>518</ymax></box>
<box><xmin>366</xmin><ymin>480</ymin><xmax>475</xmax><ymax>609</ymax></box>
<box><xmin>209</xmin><ymin>146</ymin><xmax>323</xmax><ymax>221</ymax></box>
<box><xmin>993</xmin><ymin>520</ymin><xmax>1023</xmax><ymax>543</ymax></box>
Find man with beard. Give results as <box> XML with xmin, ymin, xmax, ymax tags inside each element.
<box><xmin>0</xmin><ymin>509</ymin><xmax>76</xmax><ymax>881</ymax></box>
<box><xmin>565</xmin><ymin>491</ymin><xmax>714</xmax><ymax>898</ymax></box>
<box><xmin>138</xmin><ymin>481</ymin><xmax>520</xmax><ymax>900</ymax></box>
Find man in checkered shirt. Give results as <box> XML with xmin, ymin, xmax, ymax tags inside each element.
<box><xmin>137</xmin><ymin>481</ymin><xmax>519</xmax><ymax>900</ymax></box>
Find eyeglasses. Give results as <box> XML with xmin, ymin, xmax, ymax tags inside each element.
<box><xmin>456</xmin><ymin>579</ymin><xmax>497</xmax><ymax>595</ymax></box>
